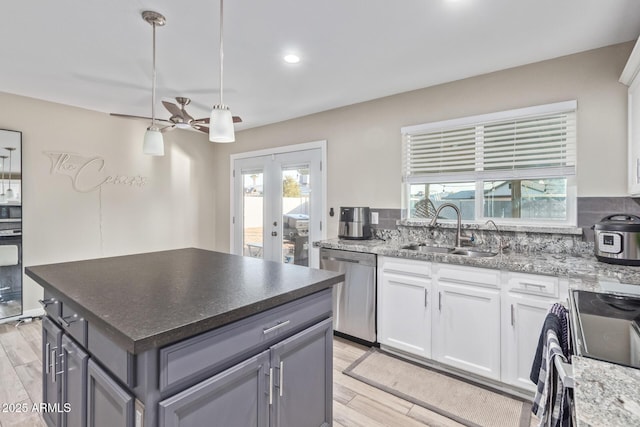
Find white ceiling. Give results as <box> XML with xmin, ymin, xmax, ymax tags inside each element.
<box><xmin>2</xmin><ymin>1</ymin><xmax>640</xmax><ymax>131</ymax></box>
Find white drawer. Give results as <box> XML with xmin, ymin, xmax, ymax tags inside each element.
<box><xmin>507</xmin><ymin>272</ymin><xmax>558</xmax><ymax>298</ymax></box>
<box><xmin>436</xmin><ymin>263</ymin><xmax>500</xmax><ymax>289</ymax></box>
<box><xmin>379</xmin><ymin>256</ymin><xmax>431</xmax><ymax>278</ymax></box>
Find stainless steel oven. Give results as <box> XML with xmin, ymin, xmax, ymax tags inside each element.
<box><xmin>570</xmin><ymin>290</ymin><xmax>640</xmax><ymax>368</ymax></box>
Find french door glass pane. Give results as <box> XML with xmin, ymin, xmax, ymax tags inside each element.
<box><xmin>282</xmin><ymin>166</ymin><xmax>310</xmax><ymax>266</ymax></box>
<box><xmin>242</xmin><ymin>170</ymin><xmax>263</xmax><ymax>258</ymax></box>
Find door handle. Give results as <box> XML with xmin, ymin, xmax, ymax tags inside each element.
<box><xmin>45</xmin><ymin>343</ymin><xmax>51</xmax><ymax>374</ymax></box>
<box><xmin>511</xmin><ymin>304</ymin><xmax>515</xmax><ymax>326</ymax></box>
<box><xmin>424</xmin><ymin>289</ymin><xmax>428</xmax><ymax>307</ymax></box>
<box><xmin>271</xmin><ymin>231</ymin><xmax>278</xmax><ymax>237</ymax></box>
<box><xmin>279</xmin><ymin>361</ymin><xmax>284</xmax><ymax>397</ymax></box>
<box><xmin>269</xmin><ymin>367</ymin><xmax>273</xmax><ymax>405</ymax></box>
<box><xmin>438</xmin><ymin>292</ymin><xmax>442</xmax><ymax>311</ymax></box>
<box><xmin>51</xmin><ymin>349</ymin><xmax>57</xmax><ymax>383</ymax></box>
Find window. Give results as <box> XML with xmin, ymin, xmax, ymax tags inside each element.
<box><xmin>402</xmin><ymin>101</ymin><xmax>577</xmax><ymax>225</ymax></box>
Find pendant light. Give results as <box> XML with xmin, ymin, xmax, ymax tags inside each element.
<box><xmin>5</xmin><ymin>148</ymin><xmax>15</xmax><ymax>199</ymax></box>
<box><xmin>209</xmin><ymin>0</ymin><xmax>235</xmax><ymax>143</ymax></box>
<box><xmin>0</xmin><ymin>155</ymin><xmax>7</xmax><ymax>203</ymax></box>
<box><xmin>142</xmin><ymin>11</ymin><xmax>166</xmax><ymax>156</ymax></box>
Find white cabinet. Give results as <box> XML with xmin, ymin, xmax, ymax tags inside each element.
<box><xmin>501</xmin><ymin>272</ymin><xmax>568</xmax><ymax>392</ymax></box>
<box><xmin>378</xmin><ymin>257</ymin><xmax>432</xmax><ymax>358</ymax></box>
<box><xmin>377</xmin><ymin>258</ymin><xmax>568</xmax><ymax>393</ymax></box>
<box><xmin>432</xmin><ymin>264</ymin><xmax>501</xmax><ymax>381</ymax></box>
<box><xmin>620</xmin><ymin>38</ymin><xmax>640</xmax><ymax>195</ymax></box>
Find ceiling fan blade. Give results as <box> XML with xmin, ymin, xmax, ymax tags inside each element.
<box><xmin>193</xmin><ymin>125</ymin><xmax>210</xmax><ymax>134</ymax></box>
<box><xmin>110</xmin><ymin>113</ymin><xmax>172</xmax><ymax>123</ymax></box>
<box><xmin>162</xmin><ymin>101</ymin><xmax>183</xmax><ymax>118</ymax></box>
<box><xmin>233</xmin><ymin>116</ymin><xmax>243</xmax><ymax>123</ymax></box>
<box><xmin>160</xmin><ymin>125</ymin><xmax>176</xmax><ymax>133</ymax></box>
<box><xmin>192</xmin><ymin>117</ymin><xmax>209</xmax><ymax>124</ymax></box>
<box><xmin>182</xmin><ymin>110</ymin><xmax>194</xmax><ymax>122</ymax></box>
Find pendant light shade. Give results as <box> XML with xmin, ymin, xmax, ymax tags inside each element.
<box><xmin>209</xmin><ymin>105</ymin><xmax>235</xmax><ymax>143</ymax></box>
<box><xmin>210</xmin><ymin>0</ymin><xmax>236</xmax><ymax>143</ymax></box>
<box><xmin>143</xmin><ymin>126</ymin><xmax>165</xmax><ymax>156</ymax></box>
<box><xmin>142</xmin><ymin>11</ymin><xmax>166</xmax><ymax>155</ymax></box>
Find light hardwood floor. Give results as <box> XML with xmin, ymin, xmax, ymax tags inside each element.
<box><xmin>0</xmin><ymin>320</ymin><xmax>485</xmax><ymax>427</ymax></box>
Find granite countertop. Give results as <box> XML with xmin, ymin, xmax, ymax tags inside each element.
<box><xmin>315</xmin><ymin>238</ymin><xmax>640</xmax><ymax>287</ymax></box>
<box><xmin>26</xmin><ymin>248</ymin><xmax>343</xmax><ymax>354</ymax></box>
<box><xmin>573</xmin><ymin>356</ymin><xmax>640</xmax><ymax>426</ymax></box>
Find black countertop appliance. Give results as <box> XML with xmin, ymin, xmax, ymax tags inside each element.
<box><xmin>338</xmin><ymin>207</ymin><xmax>371</xmax><ymax>240</ymax></box>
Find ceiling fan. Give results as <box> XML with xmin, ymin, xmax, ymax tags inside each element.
<box><xmin>111</xmin><ymin>96</ymin><xmax>242</xmax><ymax>135</ymax></box>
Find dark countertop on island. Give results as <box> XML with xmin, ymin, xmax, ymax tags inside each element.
<box><xmin>26</xmin><ymin>248</ymin><xmax>343</xmax><ymax>354</ymax></box>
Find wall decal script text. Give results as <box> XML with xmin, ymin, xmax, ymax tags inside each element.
<box><xmin>44</xmin><ymin>151</ymin><xmax>148</xmax><ymax>193</ymax></box>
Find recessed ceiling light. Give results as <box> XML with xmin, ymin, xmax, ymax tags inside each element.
<box><xmin>284</xmin><ymin>54</ymin><xmax>300</xmax><ymax>64</ymax></box>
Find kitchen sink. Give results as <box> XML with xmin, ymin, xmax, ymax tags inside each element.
<box><xmin>401</xmin><ymin>243</ymin><xmax>454</xmax><ymax>254</ymax></box>
<box><xmin>400</xmin><ymin>243</ymin><xmax>498</xmax><ymax>257</ymax></box>
<box><xmin>449</xmin><ymin>248</ymin><xmax>498</xmax><ymax>258</ymax></box>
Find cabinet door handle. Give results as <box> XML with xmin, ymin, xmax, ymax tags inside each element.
<box><xmin>45</xmin><ymin>343</ymin><xmax>51</xmax><ymax>374</ymax></box>
<box><xmin>279</xmin><ymin>361</ymin><xmax>284</xmax><ymax>397</ymax></box>
<box><xmin>636</xmin><ymin>158</ymin><xmax>640</xmax><ymax>184</ymax></box>
<box><xmin>51</xmin><ymin>349</ymin><xmax>57</xmax><ymax>383</ymax></box>
<box><xmin>38</xmin><ymin>299</ymin><xmax>55</xmax><ymax>308</ymax></box>
<box><xmin>263</xmin><ymin>320</ymin><xmax>291</xmax><ymax>335</ymax></box>
<box><xmin>424</xmin><ymin>289</ymin><xmax>428</xmax><ymax>307</ymax></box>
<box><xmin>59</xmin><ymin>314</ymin><xmax>80</xmax><ymax>328</ymax></box>
<box><xmin>511</xmin><ymin>304</ymin><xmax>515</xmax><ymax>326</ymax></box>
<box><xmin>521</xmin><ymin>282</ymin><xmax>546</xmax><ymax>290</ymax></box>
<box><xmin>268</xmin><ymin>367</ymin><xmax>273</xmax><ymax>405</ymax></box>
<box><xmin>438</xmin><ymin>292</ymin><xmax>442</xmax><ymax>311</ymax></box>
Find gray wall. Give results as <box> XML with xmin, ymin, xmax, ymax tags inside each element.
<box><xmin>211</xmin><ymin>42</ymin><xmax>634</xmax><ymax>251</ymax></box>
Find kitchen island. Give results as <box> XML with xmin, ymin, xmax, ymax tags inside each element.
<box><xmin>26</xmin><ymin>248</ymin><xmax>343</xmax><ymax>427</ymax></box>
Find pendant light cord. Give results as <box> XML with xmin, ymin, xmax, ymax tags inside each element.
<box><xmin>219</xmin><ymin>0</ymin><xmax>224</xmax><ymax>106</ymax></box>
<box><xmin>151</xmin><ymin>21</ymin><xmax>157</xmax><ymax>127</ymax></box>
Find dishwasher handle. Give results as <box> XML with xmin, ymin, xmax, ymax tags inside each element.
<box><xmin>321</xmin><ymin>256</ymin><xmax>361</xmax><ymax>264</ymax></box>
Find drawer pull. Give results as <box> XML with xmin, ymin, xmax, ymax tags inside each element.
<box><xmin>521</xmin><ymin>282</ymin><xmax>547</xmax><ymax>290</ymax></box>
<box><xmin>38</xmin><ymin>298</ymin><xmax>55</xmax><ymax>308</ymax></box>
<box><xmin>59</xmin><ymin>314</ymin><xmax>80</xmax><ymax>328</ymax></box>
<box><xmin>263</xmin><ymin>320</ymin><xmax>291</xmax><ymax>335</ymax></box>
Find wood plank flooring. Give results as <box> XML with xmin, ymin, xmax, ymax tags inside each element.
<box><xmin>0</xmin><ymin>320</ymin><xmax>46</xmax><ymax>427</ymax></box>
<box><xmin>0</xmin><ymin>320</ymin><xmax>528</xmax><ymax>427</ymax></box>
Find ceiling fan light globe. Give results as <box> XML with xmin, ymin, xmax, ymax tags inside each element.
<box><xmin>143</xmin><ymin>127</ymin><xmax>165</xmax><ymax>156</ymax></box>
<box><xmin>209</xmin><ymin>105</ymin><xmax>235</xmax><ymax>143</ymax></box>
<box><xmin>175</xmin><ymin>123</ymin><xmax>191</xmax><ymax>130</ymax></box>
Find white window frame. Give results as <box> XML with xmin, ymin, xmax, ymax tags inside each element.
<box><xmin>401</xmin><ymin>101</ymin><xmax>577</xmax><ymax>226</ymax></box>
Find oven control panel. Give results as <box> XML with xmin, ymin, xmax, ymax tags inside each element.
<box><xmin>598</xmin><ymin>232</ymin><xmax>622</xmax><ymax>254</ymax></box>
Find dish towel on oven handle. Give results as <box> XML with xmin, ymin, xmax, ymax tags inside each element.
<box><xmin>531</xmin><ymin>303</ymin><xmax>572</xmax><ymax>427</ymax></box>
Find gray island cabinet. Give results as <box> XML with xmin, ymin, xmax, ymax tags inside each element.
<box><xmin>26</xmin><ymin>248</ymin><xmax>343</xmax><ymax>427</ymax></box>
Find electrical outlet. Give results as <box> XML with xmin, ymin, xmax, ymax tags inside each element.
<box><xmin>371</xmin><ymin>212</ymin><xmax>379</xmax><ymax>225</ymax></box>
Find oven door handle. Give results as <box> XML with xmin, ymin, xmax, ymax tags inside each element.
<box><xmin>554</xmin><ymin>356</ymin><xmax>574</xmax><ymax>389</ymax></box>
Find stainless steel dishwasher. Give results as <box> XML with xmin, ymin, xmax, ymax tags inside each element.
<box><xmin>320</xmin><ymin>248</ymin><xmax>376</xmax><ymax>344</ymax></box>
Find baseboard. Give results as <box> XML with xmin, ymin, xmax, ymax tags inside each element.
<box><xmin>0</xmin><ymin>307</ymin><xmax>45</xmax><ymax>324</ymax></box>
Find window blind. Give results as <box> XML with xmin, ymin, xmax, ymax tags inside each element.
<box><xmin>403</xmin><ymin>106</ymin><xmax>576</xmax><ymax>182</ymax></box>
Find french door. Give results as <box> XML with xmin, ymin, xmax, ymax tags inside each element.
<box><xmin>231</xmin><ymin>143</ymin><xmax>325</xmax><ymax>268</ymax></box>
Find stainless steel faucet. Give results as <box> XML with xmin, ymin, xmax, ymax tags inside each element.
<box><xmin>484</xmin><ymin>219</ymin><xmax>510</xmax><ymax>253</ymax></box>
<box><xmin>429</xmin><ymin>203</ymin><xmax>472</xmax><ymax>248</ymax></box>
